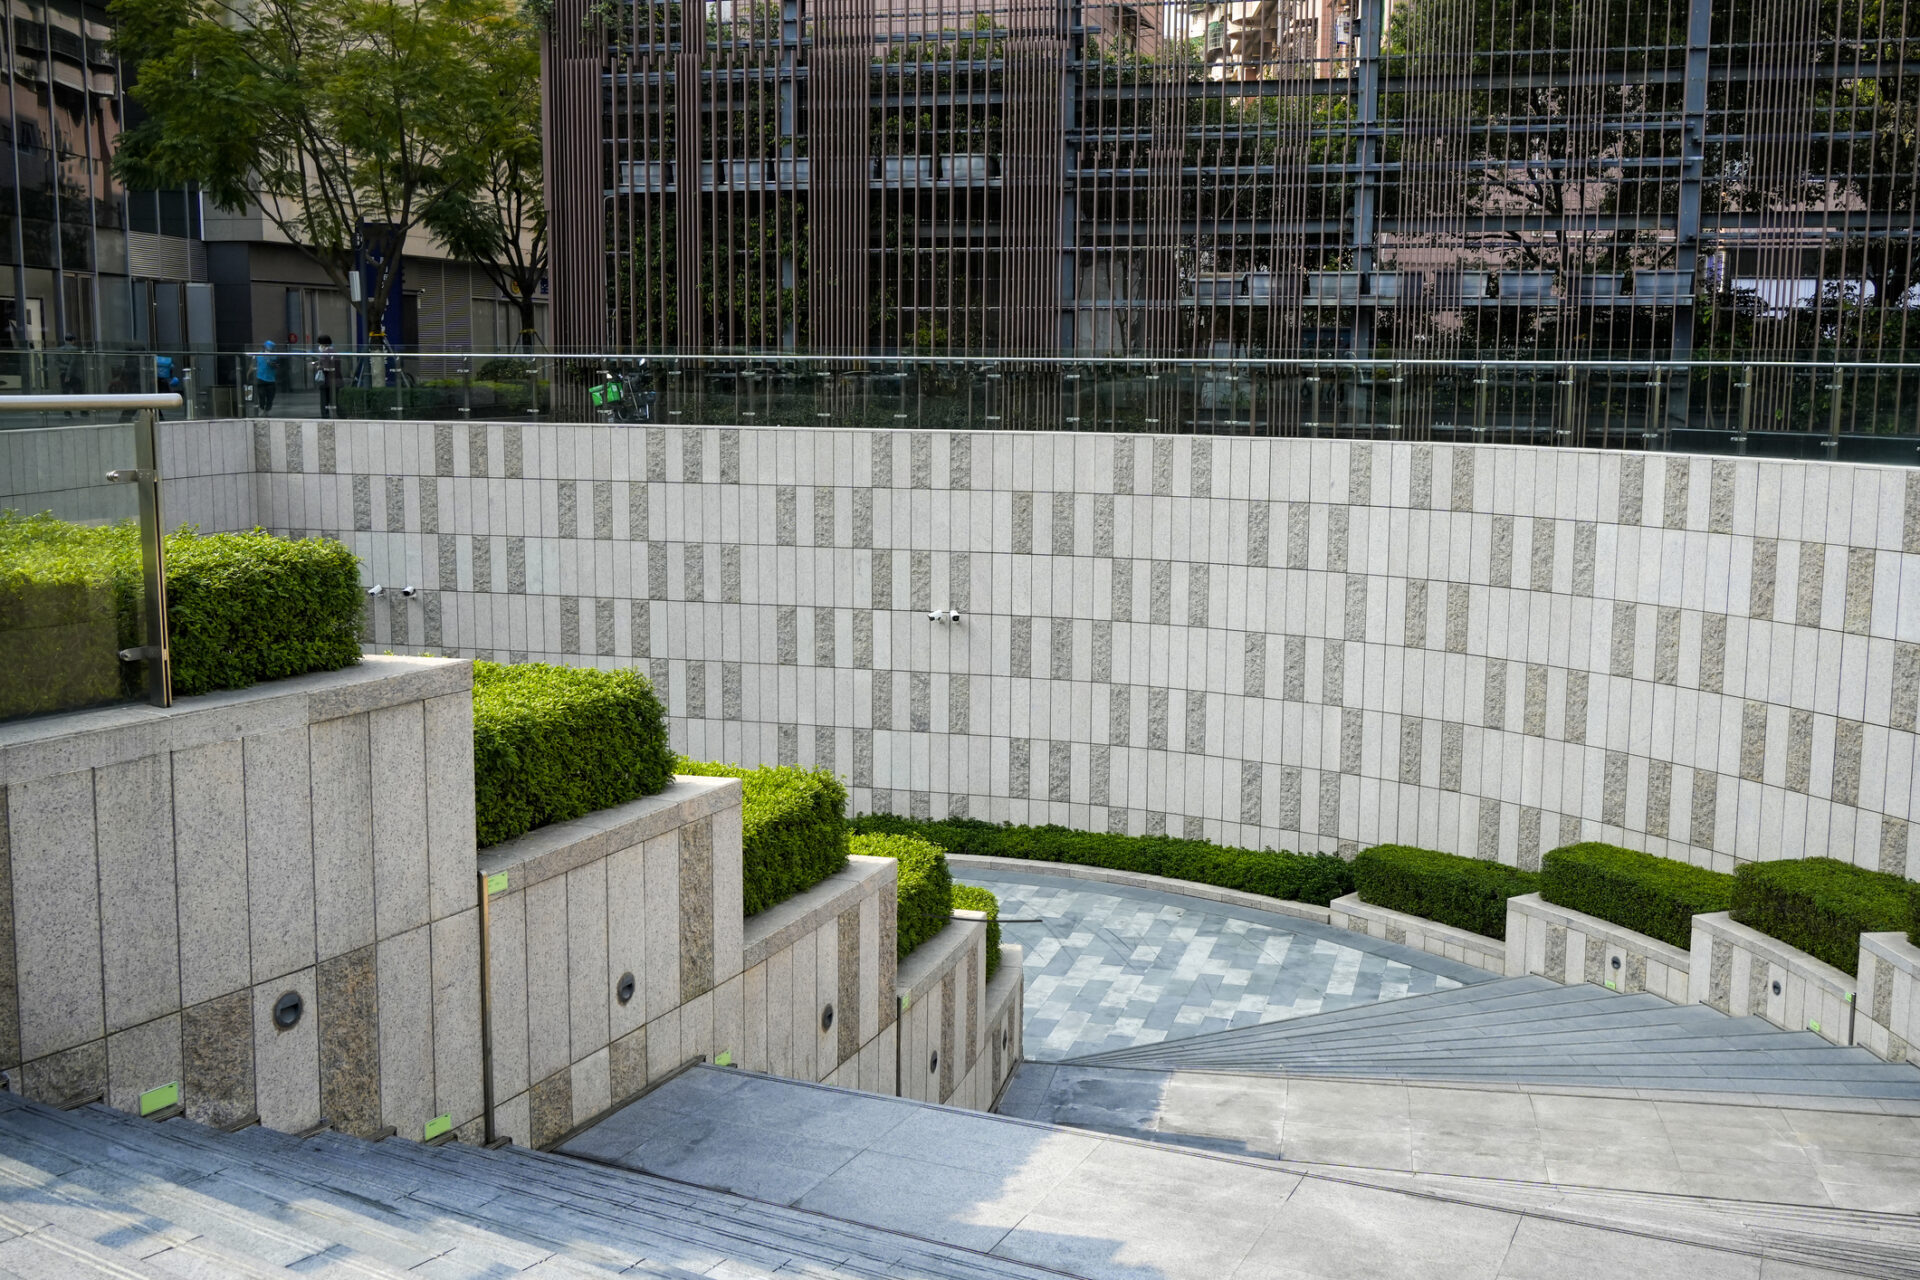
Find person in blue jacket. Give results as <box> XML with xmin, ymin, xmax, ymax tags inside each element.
<box><xmin>255</xmin><ymin>339</ymin><xmax>279</xmax><ymax>415</ymax></box>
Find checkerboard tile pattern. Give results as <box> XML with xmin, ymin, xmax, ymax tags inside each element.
<box><xmin>965</xmin><ymin>871</ymin><xmax>1479</xmax><ymax>1061</ymax></box>
<box><xmin>160</xmin><ymin>421</ymin><xmax>1920</xmax><ymax>877</ymax></box>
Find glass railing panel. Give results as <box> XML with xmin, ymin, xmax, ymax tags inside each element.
<box><xmin>0</xmin><ymin>377</ymin><xmax>167</xmax><ymax>723</ymax></box>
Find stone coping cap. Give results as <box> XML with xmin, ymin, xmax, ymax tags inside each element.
<box><xmin>1693</xmin><ymin>911</ymin><xmax>1857</xmax><ymax>995</ymax></box>
<box><xmin>477</xmin><ymin>773</ymin><xmax>741</xmax><ymax>892</ymax></box>
<box><xmin>898</xmin><ymin>913</ymin><xmax>987</xmax><ymax>999</ymax></box>
<box><xmin>0</xmin><ymin>654</ymin><xmax>470</xmax><ymax>786</ymax></box>
<box><xmin>945</xmin><ymin>854</ymin><xmax>1332</xmax><ymax>924</ymax></box>
<box><xmin>742</xmin><ymin>854</ymin><xmax>896</xmax><ymax>970</ymax></box>
<box><xmin>1860</xmin><ymin>931</ymin><xmax>1920</xmax><ymax>973</ymax></box>
<box><xmin>1331</xmin><ymin>892</ymin><xmax>1508</xmax><ymax>956</ymax></box>
<box><xmin>1507</xmin><ymin>892</ymin><xmax>1693</xmax><ymax>968</ymax></box>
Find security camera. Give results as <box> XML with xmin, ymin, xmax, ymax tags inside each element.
<box><xmin>946</xmin><ymin>609</ymin><xmax>962</xmax><ymax>623</ymax></box>
<box><xmin>929</xmin><ymin>611</ymin><xmax>942</xmax><ymax>622</ymax></box>
<box><xmin>400</xmin><ymin>585</ymin><xmax>418</xmax><ymax>598</ymax></box>
<box><xmin>367</xmin><ymin>584</ymin><xmax>385</xmax><ymax>597</ymax></box>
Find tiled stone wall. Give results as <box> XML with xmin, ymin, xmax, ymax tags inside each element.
<box><xmin>1689</xmin><ymin>912</ymin><xmax>1859</xmax><ymax>1046</ymax></box>
<box><xmin>476</xmin><ymin>774</ymin><xmax>745</xmax><ymax>1148</ymax></box>
<box><xmin>1327</xmin><ymin>894</ymin><xmax>1509</xmax><ymax>971</ymax></box>
<box><xmin>739</xmin><ymin>854</ymin><xmax>897</xmax><ymax>1096</ymax></box>
<box><xmin>1857</xmin><ymin>932</ymin><xmax>1919</xmax><ymax>1063</ymax></box>
<box><xmin>895</xmin><ymin>913</ymin><xmax>992</xmax><ymax>1107</ymax></box>
<box><xmin>0</xmin><ymin>657</ymin><xmax>481</xmax><ymax>1141</ymax></box>
<box><xmin>160</xmin><ymin>420</ymin><xmax>1920</xmax><ymax>879</ymax></box>
<box><xmin>1505</xmin><ymin>893</ymin><xmax>1692</xmax><ymax>1003</ymax></box>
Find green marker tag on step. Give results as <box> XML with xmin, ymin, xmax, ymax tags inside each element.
<box><xmin>424</xmin><ymin>1113</ymin><xmax>452</xmax><ymax>1141</ymax></box>
<box><xmin>1807</xmin><ymin>1020</ymin><xmax>1821</xmax><ymax>1034</ymax></box>
<box><xmin>714</xmin><ymin>1050</ymin><xmax>733</xmax><ymax>1067</ymax></box>
<box><xmin>900</xmin><ymin>993</ymin><xmax>911</xmax><ymax>1012</ymax></box>
<box><xmin>486</xmin><ymin>872</ymin><xmax>509</xmax><ymax>896</ymax></box>
<box><xmin>139</xmin><ymin>1082</ymin><xmax>179</xmax><ymax>1116</ymax></box>
<box><xmin>1605</xmin><ymin>980</ymin><xmax>1616</xmax><ymax>990</ymax></box>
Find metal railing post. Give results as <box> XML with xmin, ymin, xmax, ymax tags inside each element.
<box><xmin>131</xmin><ymin>406</ymin><xmax>172</xmax><ymax>707</ymax></box>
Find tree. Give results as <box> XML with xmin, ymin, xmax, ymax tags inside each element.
<box><xmin>110</xmin><ymin>0</ymin><xmax>532</xmax><ymax>348</ymax></box>
<box><xmin>420</xmin><ymin>6</ymin><xmax>547</xmax><ymax>349</ymax></box>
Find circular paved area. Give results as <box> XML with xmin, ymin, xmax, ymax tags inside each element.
<box><xmin>958</xmin><ymin>869</ymin><xmax>1494</xmax><ymax>1061</ymax></box>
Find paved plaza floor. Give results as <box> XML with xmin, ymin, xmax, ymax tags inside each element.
<box><xmin>956</xmin><ymin>869</ymin><xmax>1489</xmax><ymax>1060</ymax></box>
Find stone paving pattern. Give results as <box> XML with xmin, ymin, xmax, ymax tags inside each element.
<box><xmin>961</xmin><ymin>870</ymin><xmax>1485</xmax><ymax>1060</ymax></box>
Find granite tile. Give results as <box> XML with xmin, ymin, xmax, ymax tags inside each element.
<box><xmin>318</xmin><ymin>944</ymin><xmax>381</xmax><ymax>1138</ymax></box>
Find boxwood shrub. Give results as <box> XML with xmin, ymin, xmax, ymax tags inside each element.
<box><xmin>678</xmin><ymin>760</ymin><xmax>850</xmax><ymax>915</ymax></box>
<box><xmin>1352</xmin><ymin>845</ymin><xmax>1539</xmax><ymax>940</ymax></box>
<box><xmin>1540</xmin><ymin>843</ymin><xmax>1735</xmax><ymax>951</ymax></box>
<box><xmin>474</xmin><ymin>663</ymin><xmax>672</xmax><ymax>847</ymax></box>
<box><xmin>1</xmin><ymin>515</ymin><xmax>363</xmax><ymax>718</ymax></box>
<box><xmin>952</xmin><ymin>882</ymin><xmax>1002</xmax><ymax>982</ymax></box>
<box><xmin>1911</xmin><ymin>882</ymin><xmax>1920</xmax><ymax>949</ymax></box>
<box><xmin>164</xmin><ymin>530</ymin><xmax>362</xmax><ymax>695</ymax></box>
<box><xmin>1730</xmin><ymin>857</ymin><xmax>1913</xmax><ymax>976</ymax></box>
<box><xmin>848</xmin><ymin>815</ymin><xmax>1354</xmax><ymax>906</ymax></box>
<box><xmin>849</xmin><ymin>830</ymin><xmax>953</xmax><ymax>960</ymax></box>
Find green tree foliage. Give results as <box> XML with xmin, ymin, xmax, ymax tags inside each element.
<box><xmin>110</xmin><ymin>0</ymin><xmax>539</xmax><ymax>344</ymax></box>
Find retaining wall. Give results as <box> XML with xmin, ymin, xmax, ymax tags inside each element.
<box><xmin>156</xmin><ymin>419</ymin><xmax>1920</xmax><ymax>884</ymax></box>
<box><xmin>0</xmin><ymin>657</ymin><xmax>482</xmax><ymax>1140</ymax></box>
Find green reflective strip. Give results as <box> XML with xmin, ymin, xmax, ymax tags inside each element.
<box><xmin>1808</xmin><ymin>1020</ymin><xmax>1822</xmax><ymax>1034</ymax></box>
<box><xmin>1604</xmin><ymin>980</ymin><xmax>1616</xmax><ymax>990</ymax></box>
<box><xmin>424</xmin><ymin>1114</ymin><xmax>452</xmax><ymax>1141</ymax></box>
<box><xmin>486</xmin><ymin>872</ymin><xmax>509</xmax><ymax>896</ymax></box>
<box><xmin>139</xmin><ymin>1082</ymin><xmax>179</xmax><ymax>1116</ymax></box>
<box><xmin>713</xmin><ymin>1050</ymin><xmax>733</xmax><ymax>1067</ymax></box>
<box><xmin>900</xmin><ymin>993</ymin><xmax>911</xmax><ymax>1012</ymax></box>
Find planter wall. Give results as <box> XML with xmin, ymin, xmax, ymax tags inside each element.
<box><xmin>1328</xmin><ymin>893</ymin><xmax>1507</xmax><ymax>971</ymax></box>
<box><xmin>1689</xmin><ymin>912</ymin><xmax>1858</xmax><ymax>1047</ymax></box>
<box><xmin>1504</xmin><ymin>893</ymin><xmax>1691</xmax><ymax>1003</ymax></box>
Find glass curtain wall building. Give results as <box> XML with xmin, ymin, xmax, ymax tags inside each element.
<box><xmin>0</xmin><ymin>0</ymin><xmax>209</xmax><ymax>372</ymax></box>
<box><xmin>545</xmin><ymin>0</ymin><xmax>1920</xmax><ymax>372</ymax></box>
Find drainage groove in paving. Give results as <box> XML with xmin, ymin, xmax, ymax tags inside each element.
<box><xmin>1066</xmin><ymin>975</ymin><xmax>1920</xmax><ymax>1099</ymax></box>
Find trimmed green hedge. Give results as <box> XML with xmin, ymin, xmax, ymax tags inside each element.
<box><xmin>1</xmin><ymin>514</ymin><xmax>364</xmax><ymax>718</ymax></box>
<box><xmin>678</xmin><ymin>760</ymin><xmax>850</xmax><ymax>915</ymax></box>
<box><xmin>164</xmin><ymin>531</ymin><xmax>362</xmax><ymax>695</ymax></box>
<box><xmin>952</xmin><ymin>883</ymin><xmax>1002</xmax><ymax>982</ymax></box>
<box><xmin>1353</xmin><ymin>845</ymin><xmax>1539</xmax><ymax>940</ymax></box>
<box><xmin>474</xmin><ymin>663</ymin><xmax>672</xmax><ymax>847</ymax></box>
<box><xmin>1730</xmin><ymin>857</ymin><xmax>1912</xmax><ymax>976</ymax></box>
<box><xmin>850</xmin><ymin>831</ymin><xmax>954</xmax><ymax>960</ymax></box>
<box><xmin>0</xmin><ymin>513</ymin><xmax>139</xmax><ymax>716</ymax></box>
<box><xmin>1540</xmin><ymin>843</ymin><xmax>1736</xmax><ymax>951</ymax></box>
<box><xmin>847</xmin><ymin>815</ymin><xmax>1354</xmax><ymax>906</ymax></box>
<box><xmin>1911</xmin><ymin>883</ymin><xmax>1920</xmax><ymax>949</ymax></box>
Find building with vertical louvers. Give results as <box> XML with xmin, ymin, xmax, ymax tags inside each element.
<box><xmin>544</xmin><ymin>0</ymin><xmax>1920</xmax><ymax>365</ymax></box>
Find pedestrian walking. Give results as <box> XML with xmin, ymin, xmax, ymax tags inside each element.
<box><xmin>255</xmin><ymin>340</ymin><xmax>279</xmax><ymax>415</ymax></box>
<box><xmin>315</xmin><ymin>334</ymin><xmax>341</xmax><ymax>419</ymax></box>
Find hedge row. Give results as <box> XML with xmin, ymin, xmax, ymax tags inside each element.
<box><xmin>0</xmin><ymin>515</ymin><xmax>363</xmax><ymax>718</ymax></box>
<box><xmin>847</xmin><ymin>815</ymin><xmax>1355</xmax><ymax>906</ymax></box>
<box><xmin>1540</xmin><ymin>843</ymin><xmax>1736</xmax><ymax>951</ymax></box>
<box><xmin>1352</xmin><ymin>845</ymin><xmax>1539</xmax><ymax>940</ymax></box>
<box><xmin>952</xmin><ymin>883</ymin><xmax>1003</xmax><ymax>982</ymax></box>
<box><xmin>678</xmin><ymin>760</ymin><xmax>850</xmax><ymax>915</ymax></box>
<box><xmin>849</xmin><ymin>831</ymin><xmax>954</xmax><ymax>960</ymax></box>
<box><xmin>474</xmin><ymin>662</ymin><xmax>672</xmax><ymax>846</ymax></box>
<box><xmin>1731</xmin><ymin>857</ymin><xmax>1914</xmax><ymax>976</ymax></box>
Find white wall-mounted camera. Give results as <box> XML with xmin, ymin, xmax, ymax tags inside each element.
<box><xmin>927</xmin><ymin>609</ymin><xmax>963</xmax><ymax>624</ymax></box>
<box><xmin>400</xmin><ymin>585</ymin><xmax>418</xmax><ymax>598</ymax></box>
<box><xmin>367</xmin><ymin>584</ymin><xmax>385</xmax><ymax>597</ymax></box>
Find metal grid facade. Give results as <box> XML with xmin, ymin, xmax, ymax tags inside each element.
<box><xmin>543</xmin><ymin>0</ymin><xmax>1920</xmax><ymax>365</ymax></box>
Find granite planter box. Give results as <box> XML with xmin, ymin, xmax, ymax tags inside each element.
<box><xmin>1329</xmin><ymin>893</ymin><xmax>1505</xmax><ymax>972</ymax></box>
<box><xmin>1688</xmin><ymin>912</ymin><xmax>1858</xmax><ymax>1047</ymax></box>
<box><xmin>1504</xmin><ymin>893</ymin><xmax>1691</xmax><ymax>1003</ymax></box>
<box><xmin>1855</xmin><ymin>932</ymin><xmax>1920</xmax><ymax>1064</ymax></box>
<box><xmin>897</xmin><ymin>911</ymin><xmax>1001</xmax><ymax>1108</ymax></box>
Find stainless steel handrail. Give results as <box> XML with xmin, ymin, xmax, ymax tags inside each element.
<box><xmin>0</xmin><ymin>393</ymin><xmax>183</xmax><ymax>411</ymax></box>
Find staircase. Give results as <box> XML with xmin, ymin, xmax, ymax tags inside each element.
<box><xmin>1067</xmin><ymin>975</ymin><xmax>1920</xmax><ymax>1099</ymax></box>
<box><xmin>0</xmin><ymin>1089</ymin><xmax>1071</xmax><ymax>1279</ymax></box>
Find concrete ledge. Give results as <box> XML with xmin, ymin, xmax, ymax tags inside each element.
<box><xmin>476</xmin><ymin>774</ymin><xmax>741</xmax><ymax>892</ymax></box>
<box><xmin>1505</xmin><ymin>894</ymin><xmax>1691</xmax><ymax>1004</ymax></box>
<box><xmin>899</xmin><ymin>914</ymin><xmax>988</xmax><ymax>1005</ymax></box>
<box><xmin>1854</xmin><ymin>933</ymin><xmax>1918</xmax><ymax>1064</ymax></box>
<box><xmin>944</xmin><ymin>854</ymin><xmax>1333</xmax><ymax>924</ymax></box>
<box><xmin>743</xmin><ymin>855</ymin><xmax>896</xmax><ymax>971</ymax></box>
<box><xmin>1328</xmin><ymin>894</ymin><xmax>1506</xmax><ymax>972</ymax></box>
<box><xmin>0</xmin><ymin>655</ymin><xmax>470</xmax><ymax>785</ymax></box>
<box><xmin>1688</xmin><ymin>912</ymin><xmax>1858</xmax><ymax>1046</ymax></box>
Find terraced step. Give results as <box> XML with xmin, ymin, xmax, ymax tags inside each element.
<box><xmin>1066</xmin><ymin>976</ymin><xmax>1920</xmax><ymax>1097</ymax></box>
<box><xmin>0</xmin><ymin>1091</ymin><xmax>1077</xmax><ymax>1280</ymax></box>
